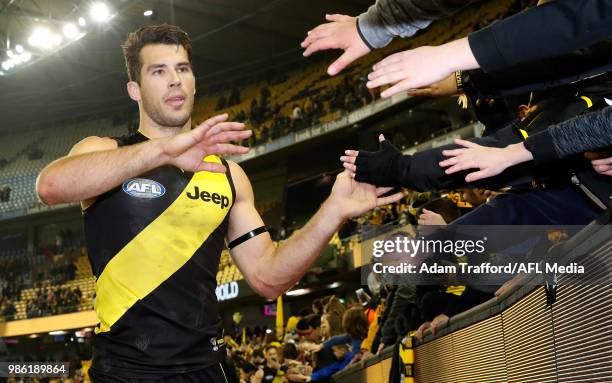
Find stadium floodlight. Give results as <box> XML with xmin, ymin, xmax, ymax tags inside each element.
<box><xmin>143</xmin><ymin>9</ymin><xmax>153</xmax><ymax>17</ymax></box>
<box><xmin>49</xmin><ymin>330</ymin><xmax>67</xmax><ymax>335</ymax></box>
<box><xmin>21</xmin><ymin>51</ymin><xmax>32</xmax><ymax>62</ymax></box>
<box><xmin>1</xmin><ymin>61</ymin><xmax>10</xmax><ymax>71</ymax></box>
<box><xmin>90</xmin><ymin>3</ymin><xmax>111</xmax><ymax>23</ymax></box>
<box><xmin>78</xmin><ymin>17</ymin><xmax>87</xmax><ymax>27</ymax></box>
<box><xmin>63</xmin><ymin>23</ymin><xmax>79</xmax><ymax>39</ymax></box>
<box><xmin>28</xmin><ymin>27</ymin><xmax>54</xmax><ymax>49</ymax></box>
<box><xmin>15</xmin><ymin>44</ymin><xmax>24</xmax><ymax>53</ymax></box>
<box><xmin>286</xmin><ymin>288</ymin><xmax>311</xmax><ymax>296</ymax></box>
<box><xmin>6</xmin><ymin>50</ymin><xmax>14</xmax><ymax>58</ymax></box>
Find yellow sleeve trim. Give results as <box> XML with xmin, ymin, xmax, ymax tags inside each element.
<box><xmin>580</xmin><ymin>96</ymin><xmax>593</xmax><ymax>108</ymax></box>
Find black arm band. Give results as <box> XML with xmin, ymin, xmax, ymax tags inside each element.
<box><xmin>227</xmin><ymin>226</ymin><xmax>268</xmax><ymax>249</ymax></box>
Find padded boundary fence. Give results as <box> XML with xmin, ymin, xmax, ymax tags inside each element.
<box><xmin>334</xmin><ymin>210</ymin><xmax>612</xmax><ymax>383</ymax></box>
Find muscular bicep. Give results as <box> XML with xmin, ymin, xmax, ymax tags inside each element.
<box><xmin>226</xmin><ymin>162</ymin><xmax>276</xmax><ymax>291</ymax></box>
<box><xmin>68</xmin><ymin>136</ymin><xmax>117</xmax><ymax>209</ymax></box>
<box><xmin>225</xmin><ymin>164</ymin><xmax>266</xmax><ymax>243</ymax></box>
<box><xmin>69</xmin><ymin>136</ymin><xmax>117</xmax><ymax>156</ymax></box>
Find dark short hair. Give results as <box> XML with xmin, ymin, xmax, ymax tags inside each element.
<box><xmin>122</xmin><ymin>24</ymin><xmax>192</xmax><ymax>83</ymax></box>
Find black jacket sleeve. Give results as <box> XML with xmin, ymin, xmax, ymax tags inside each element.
<box><xmin>462</xmin><ymin>40</ymin><xmax>612</xmax><ymax>99</ymax></box>
<box><xmin>468</xmin><ymin>0</ymin><xmax>612</xmax><ymax>73</ymax></box>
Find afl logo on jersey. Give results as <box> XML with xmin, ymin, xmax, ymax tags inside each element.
<box><xmin>122</xmin><ymin>178</ymin><xmax>166</xmax><ymax>199</ymax></box>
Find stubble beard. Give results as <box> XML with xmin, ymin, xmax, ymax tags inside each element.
<box><xmin>142</xmin><ymin>93</ymin><xmax>193</xmax><ymax>129</ymax></box>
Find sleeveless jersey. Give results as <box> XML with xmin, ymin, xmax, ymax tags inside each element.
<box><xmin>83</xmin><ymin>132</ymin><xmax>235</xmax><ymax>378</ymax></box>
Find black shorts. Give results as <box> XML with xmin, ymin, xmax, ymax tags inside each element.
<box><xmin>89</xmin><ymin>363</ymin><xmax>233</xmax><ymax>383</ymax></box>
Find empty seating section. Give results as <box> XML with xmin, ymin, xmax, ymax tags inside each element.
<box><xmin>0</xmin><ymin>119</ymin><xmax>128</xmax><ymax>216</ymax></box>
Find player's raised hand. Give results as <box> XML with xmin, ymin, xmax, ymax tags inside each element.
<box><xmin>329</xmin><ymin>171</ymin><xmax>404</xmax><ymax>219</ymax></box>
<box><xmin>161</xmin><ymin>113</ymin><xmax>251</xmax><ymax>173</ymax></box>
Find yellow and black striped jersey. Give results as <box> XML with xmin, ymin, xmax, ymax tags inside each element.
<box><xmin>83</xmin><ymin>132</ymin><xmax>235</xmax><ymax>378</ymax></box>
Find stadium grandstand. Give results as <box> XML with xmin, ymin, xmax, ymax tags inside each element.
<box><xmin>0</xmin><ymin>0</ymin><xmax>610</xmax><ymax>382</ymax></box>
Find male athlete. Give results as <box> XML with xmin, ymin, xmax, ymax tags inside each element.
<box><xmin>36</xmin><ymin>24</ymin><xmax>402</xmax><ymax>382</ymax></box>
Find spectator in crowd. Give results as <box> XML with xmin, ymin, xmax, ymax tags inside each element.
<box><xmin>316</xmin><ymin>307</ymin><xmax>368</xmax><ymax>359</ymax></box>
<box><xmin>261</xmin><ymin>344</ymin><xmax>285</xmax><ymax>383</ymax></box>
<box><xmin>292</xmin><ymin>104</ymin><xmax>303</xmax><ymax>128</ymax></box>
<box><xmin>312</xmin><ymin>311</ymin><xmax>343</xmax><ymax>377</ymax></box>
<box><xmin>322</xmin><ymin>295</ymin><xmax>345</xmax><ymax>320</ymax></box>
<box><xmin>372</xmin><ymin>285</ymin><xmax>415</xmax><ymax>354</ymax></box>
<box><xmin>0</xmin><ymin>299</ymin><xmax>16</xmax><ymax>321</ymax></box>
<box><xmin>21</xmin><ymin>285</ymin><xmax>83</xmax><ymax>319</ymax></box>
<box><xmin>306</xmin><ymin>344</ymin><xmax>352</xmax><ymax>382</ymax></box>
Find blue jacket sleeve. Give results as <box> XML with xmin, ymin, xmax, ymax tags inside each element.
<box><xmin>310</xmin><ymin>353</ymin><xmax>353</xmax><ymax>381</ymax></box>
<box><xmin>323</xmin><ymin>334</ymin><xmax>351</xmax><ymax>349</ymax></box>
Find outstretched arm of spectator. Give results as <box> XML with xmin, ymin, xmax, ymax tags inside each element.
<box><xmin>589</xmin><ymin>154</ymin><xmax>612</xmax><ymax>177</ymax></box>
<box><xmin>323</xmin><ymin>334</ymin><xmax>351</xmax><ymax>349</ymax></box>
<box><xmin>301</xmin><ymin>15</ymin><xmax>371</xmax><ymax>76</ymax></box>
<box><xmin>418</xmin><ymin>209</ymin><xmax>447</xmax><ymax>226</ymax></box>
<box><xmin>439</xmin><ymin>140</ymin><xmax>532</xmax><ymax>183</ymax></box>
<box><xmin>340</xmin><ymin>129</ymin><xmax>534</xmax><ymax>192</ymax></box>
<box><xmin>367</xmin><ymin>0</ymin><xmax>612</xmax><ymax>97</ymax></box>
<box><xmin>440</xmin><ymin>106</ymin><xmax>612</xmax><ymax>181</ymax></box>
<box><xmin>308</xmin><ymin>354</ymin><xmax>352</xmax><ymax>381</ymax></box>
<box><xmin>301</xmin><ymin>1</ymin><xmax>477</xmax><ymax>76</ymax></box>
<box><xmin>356</xmin><ymin>0</ymin><xmax>476</xmax><ymax>49</ymax></box>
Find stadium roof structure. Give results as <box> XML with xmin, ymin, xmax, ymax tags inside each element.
<box><xmin>0</xmin><ymin>0</ymin><xmax>370</xmax><ymax>130</ymax></box>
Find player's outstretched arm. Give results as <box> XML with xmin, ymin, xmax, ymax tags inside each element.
<box><xmin>36</xmin><ymin>113</ymin><xmax>250</xmax><ymax>207</ymax></box>
<box><xmin>227</xmin><ymin>162</ymin><xmax>403</xmax><ymax>299</ymax></box>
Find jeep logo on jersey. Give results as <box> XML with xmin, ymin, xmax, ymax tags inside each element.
<box><xmin>186</xmin><ymin>186</ymin><xmax>230</xmax><ymax>209</ymax></box>
<box><xmin>122</xmin><ymin>178</ymin><xmax>166</xmax><ymax>199</ymax></box>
